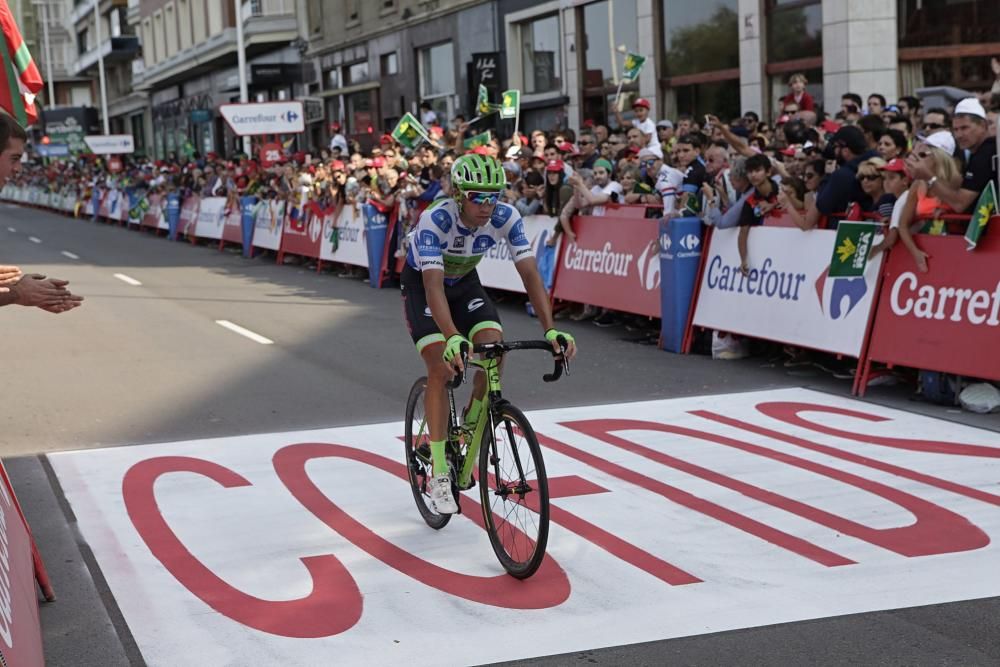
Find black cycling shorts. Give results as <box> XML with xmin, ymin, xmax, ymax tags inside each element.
<box><xmin>401</xmin><ymin>265</ymin><xmax>502</xmax><ymax>352</ymax></box>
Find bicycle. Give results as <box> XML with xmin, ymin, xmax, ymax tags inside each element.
<box><xmin>404</xmin><ymin>339</ymin><xmax>569</xmax><ymax>579</ymax></box>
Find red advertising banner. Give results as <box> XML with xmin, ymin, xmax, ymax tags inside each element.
<box><xmin>863</xmin><ymin>219</ymin><xmax>1000</xmax><ymax>387</ymax></box>
<box><xmin>278</xmin><ymin>203</ymin><xmax>330</xmax><ymax>262</ymax></box>
<box><xmin>0</xmin><ymin>466</ymin><xmax>46</xmax><ymax>667</ymax></box>
<box><xmin>553</xmin><ymin>215</ymin><xmax>661</xmax><ymax>318</ymax></box>
<box><xmin>220</xmin><ymin>204</ymin><xmax>243</xmax><ymax>247</ymax></box>
<box><xmin>178</xmin><ymin>195</ymin><xmax>201</xmax><ymax>239</ymax></box>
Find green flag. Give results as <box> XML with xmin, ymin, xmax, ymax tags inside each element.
<box><xmin>499</xmin><ymin>89</ymin><xmax>520</xmax><ymax>120</ymax></box>
<box><xmin>477</xmin><ymin>84</ymin><xmax>494</xmax><ymax>115</ymax></box>
<box><xmin>964</xmin><ymin>181</ymin><xmax>996</xmax><ymax>251</ymax></box>
<box><xmin>829</xmin><ymin>221</ymin><xmax>881</xmax><ymax>278</ymax></box>
<box><xmin>463</xmin><ymin>131</ymin><xmax>491</xmax><ymax>150</ymax></box>
<box><xmin>623</xmin><ymin>52</ymin><xmax>646</xmax><ymax>81</ymax></box>
<box><xmin>181</xmin><ymin>140</ymin><xmax>195</xmax><ymax>159</ymax></box>
<box><xmin>390</xmin><ymin>112</ymin><xmax>428</xmax><ymax>150</ymax></box>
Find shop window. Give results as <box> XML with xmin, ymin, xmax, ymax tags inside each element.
<box><xmin>519</xmin><ymin>14</ymin><xmax>561</xmax><ymax>95</ymax></box>
<box><xmin>662</xmin><ymin>0</ymin><xmax>738</xmax><ymax>77</ymax></box>
<box><xmin>766</xmin><ymin>1</ymin><xmax>822</xmax><ymax>64</ymax></box>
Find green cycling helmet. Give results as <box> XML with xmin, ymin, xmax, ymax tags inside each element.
<box><xmin>451</xmin><ymin>153</ymin><xmax>506</xmax><ymax>193</ymax></box>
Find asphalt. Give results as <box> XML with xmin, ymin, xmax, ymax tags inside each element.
<box><xmin>1</xmin><ymin>203</ymin><xmax>997</xmax><ymax>666</ymax></box>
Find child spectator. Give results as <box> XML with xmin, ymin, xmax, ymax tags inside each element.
<box><xmin>781</xmin><ymin>74</ymin><xmax>816</xmax><ymax>112</ymax></box>
<box><xmin>737</xmin><ymin>154</ymin><xmax>779</xmax><ymax>274</ymax></box>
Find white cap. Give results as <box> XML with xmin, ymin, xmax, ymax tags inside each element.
<box><xmin>954</xmin><ymin>97</ymin><xmax>987</xmax><ymax>120</ymax></box>
<box><xmin>923</xmin><ymin>131</ymin><xmax>956</xmax><ymax>155</ymax></box>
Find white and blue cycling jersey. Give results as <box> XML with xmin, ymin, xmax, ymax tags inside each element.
<box><xmin>405</xmin><ymin>198</ymin><xmax>534</xmax><ymax>285</ymax></box>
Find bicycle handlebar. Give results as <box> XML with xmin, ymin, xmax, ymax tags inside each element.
<box><xmin>449</xmin><ymin>339</ymin><xmax>570</xmax><ymax>389</ymax></box>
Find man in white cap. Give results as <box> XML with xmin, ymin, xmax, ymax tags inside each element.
<box><xmin>614</xmin><ymin>98</ymin><xmax>662</xmax><ymax>159</ymax></box>
<box><xmin>915</xmin><ymin>97</ymin><xmax>996</xmax><ymax>214</ymax></box>
<box><xmin>638</xmin><ymin>147</ymin><xmax>683</xmax><ymax>212</ymax></box>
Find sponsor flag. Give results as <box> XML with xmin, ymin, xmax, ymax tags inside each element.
<box><xmin>0</xmin><ymin>1</ymin><xmax>43</xmax><ymax>125</ymax></box>
<box><xmin>829</xmin><ymin>221</ymin><xmax>880</xmax><ymax>278</ymax></box>
<box><xmin>964</xmin><ymin>181</ymin><xmax>996</xmax><ymax>251</ymax></box>
<box><xmin>390</xmin><ymin>112</ymin><xmax>428</xmax><ymax>150</ymax></box>
<box><xmin>622</xmin><ymin>52</ymin><xmax>646</xmax><ymax>81</ymax></box>
<box><xmin>499</xmin><ymin>89</ymin><xmax>520</xmax><ymax>120</ymax></box>
<box><xmin>463</xmin><ymin>131</ymin><xmax>491</xmax><ymax>150</ymax></box>
<box><xmin>476</xmin><ymin>84</ymin><xmax>495</xmax><ymax>115</ymax></box>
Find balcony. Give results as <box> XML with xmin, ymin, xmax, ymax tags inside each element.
<box><xmin>73</xmin><ymin>35</ymin><xmax>140</xmax><ymax>75</ymax></box>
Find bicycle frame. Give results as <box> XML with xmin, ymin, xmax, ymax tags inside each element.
<box><xmin>448</xmin><ymin>354</ymin><xmax>503</xmax><ymax>490</ymax></box>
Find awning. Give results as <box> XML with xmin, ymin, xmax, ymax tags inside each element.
<box><xmin>318</xmin><ymin>81</ymin><xmax>381</xmax><ymax>98</ymax></box>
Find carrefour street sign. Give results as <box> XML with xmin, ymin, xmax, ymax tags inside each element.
<box><xmin>219</xmin><ymin>101</ymin><xmax>305</xmax><ymax>136</ymax></box>
<box><xmin>84</xmin><ymin>134</ymin><xmax>135</xmax><ymax>154</ymax></box>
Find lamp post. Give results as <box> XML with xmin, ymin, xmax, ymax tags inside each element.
<box><xmin>93</xmin><ymin>0</ymin><xmax>110</xmax><ymax>134</ymax></box>
<box><xmin>234</xmin><ymin>0</ymin><xmax>250</xmax><ymax>156</ymax></box>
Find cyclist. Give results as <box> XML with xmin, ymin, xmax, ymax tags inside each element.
<box><xmin>401</xmin><ymin>153</ymin><xmax>577</xmax><ymax>514</ymax></box>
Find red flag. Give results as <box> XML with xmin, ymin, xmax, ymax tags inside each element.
<box><xmin>0</xmin><ymin>1</ymin><xmax>44</xmax><ymax>125</ymax></box>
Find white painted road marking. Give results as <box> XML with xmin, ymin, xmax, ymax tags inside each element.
<box><xmin>113</xmin><ymin>273</ymin><xmax>142</xmax><ymax>286</ymax></box>
<box><xmin>61</xmin><ymin>251</ymin><xmax>80</xmax><ymax>260</ymax></box>
<box><xmin>48</xmin><ymin>389</ymin><xmax>1000</xmax><ymax>666</ymax></box>
<box><xmin>215</xmin><ymin>320</ymin><xmax>274</xmax><ymax>345</ymax></box>
<box><xmin>28</xmin><ymin>236</ymin><xmax>41</xmax><ymax>244</ymax></box>
<box><xmin>6</xmin><ymin>226</ymin><xmax>15</xmax><ymax>232</ymax></box>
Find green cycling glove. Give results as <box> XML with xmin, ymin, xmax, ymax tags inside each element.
<box><xmin>443</xmin><ymin>334</ymin><xmax>471</xmax><ymax>364</ymax></box>
<box><xmin>545</xmin><ymin>328</ymin><xmax>575</xmax><ymax>350</ymax></box>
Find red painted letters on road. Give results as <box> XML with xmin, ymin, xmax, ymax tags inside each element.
<box><xmin>123</xmin><ymin>456</ymin><xmax>363</xmax><ymax>638</ymax></box>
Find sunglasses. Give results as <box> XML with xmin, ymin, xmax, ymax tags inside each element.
<box><xmin>578</xmin><ymin>140</ymin><xmax>594</xmax><ymax>145</ymax></box>
<box><xmin>464</xmin><ymin>191</ymin><xmax>501</xmax><ymax>205</ymax></box>
<box><xmin>922</xmin><ymin>122</ymin><xmax>945</xmax><ymax>130</ymax></box>
<box><xmin>641</xmin><ymin>159</ymin><xmax>658</xmax><ymax>167</ymax></box>
<box><xmin>858</xmin><ymin>174</ymin><xmax>881</xmax><ymax>182</ymax></box>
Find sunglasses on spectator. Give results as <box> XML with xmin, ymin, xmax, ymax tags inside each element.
<box><xmin>464</xmin><ymin>191</ymin><xmax>501</xmax><ymax>206</ymax></box>
<box><xmin>641</xmin><ymin>159</ymin><xmax>658</xmax><ymax>167</ymax></box>
<box><xmin>922</xmin><ymin>122</ymin><xmax>945</xmax><ymax>130</ymax></box>
<box><xmin>857</xmin><ymin>174</ymin><xmax>881</xmax><ymax>181</ymax></box>
<box><xmin>579</xmin><ymin>140</ymin><xmax>594</xmax><ymax>145</ymax></box>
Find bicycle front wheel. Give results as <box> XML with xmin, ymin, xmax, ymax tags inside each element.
<box><xmin>405</xmin><ymin>376</ymin><xmax>450</xmax><ymax>530</ymax></box>
<box><xmin>478</xmin><ymin>403</ymin><xmax>550</xmax><ymax>578</ymax></box>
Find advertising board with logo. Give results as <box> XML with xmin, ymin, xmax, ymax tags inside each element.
<box><xmin>552</xmin><ymin>215</ymin><xmax>662</xmax><ymax>318</ymax></box>
<box><xmin>692</xmin><ymin>227</ymin><xmax>884</xmax><ymax>357</ymax></box>
<box><xmin>280</xmin><ymin>203</ymin><xmax>328</xmax><ymax>261</ymax></box>
<box><xmin>220</xmin><ymin>102</ymin><xmax>305</xmax><ymax>136</ymax></box>
<box><xmin>193</xmin><ymin>197</ymin><xmax>229</xmax><ymax>240</ymax></box>
<box><xmin>320</xmin><ymin>206</ymin><xmax>368</xmax><ymax>268</ymax></box>
<box><xmin>865</xmin><ymin>228</ymin><xmax>1000</xmax><ymax>381</ymax></box>
<box><xmin>252</xmin><ymin>199</ymin><xmax>285</xmax><ymax>251</ymax></box>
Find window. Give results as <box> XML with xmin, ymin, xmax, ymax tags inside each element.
<box><xmin>347</xmin><ymin>0</ymin><xmax>359</xmax><ymax>23</ymax></box>
<box><xmin>380</xmin><ymin>52</ymin><xmax>398</xmax><ymax>77</ymax></box>
<box><xmin>520</xmin><ymin>14</ymin><xmax>561</xmax><ymax>95</ymax></box>
<box><xmin>153</xmin><ymin>11</ymin><xmax>165</xmax><ymax>63</ymax></box>
<box><xmin>419</xmin><ymin>42</ymin><xmax>456</xmax><ymax>121</ymax></box>
<box><xmin>766</xmin><ymin>1</ymin><xmax>822</xmax><ymax>63</ymax></box>
<box><xmin>326</xmin><ymin>67</ymin><xmax>340</xmax><ymax>89</ymax></box>
<box><xmin>346</xmin><ymin>61</ymin><xmax>369</xmax><ymax>85</ymax></box>
<box><xmin>582</xmin><ymin>0</ymin><xmax>638</xmax><ymax>89</ymax></box>
<box><xmin>381</xmin><ymin>0</ymin><xmax>396</xmax><ymax>13</ymax></box>
<box><xmin>77</xmin><ymin>28</ymin><xmax>88</xmax><ymax>56</ymax></box>
<box><xmin>165</xmin><ymin>3</ymin><xmax>178</xmax><ymax>57</ymax></box>
<box><xmin>110</xmin><ymin>8</ymin><xmax>122</xmax><ymax>37</ymax></box>
<box><xmin>141</xmin><ymin>18</ymin><xmax>154</xmax><ymax>66</ymax></box>
<box><xmin>662</xmin><ymin>0</ymin><xmax>738</xmax><ymax>77</ymax></box>
<box><xmin>898</xmin><ymin>0</ymin><xmax>1000</xmax><ymax>48</ymax></box>
<box><xmin>178</xmin><ymin>0</ymin><xmax>192</xmax><ymax>50</ymax></box>
<box><xmin>207</xmin><ymin>0</ymin><xmax>222</xmax><ymax>35</ymax></box>
<box><xmin>192</xmin><ymin>0</ymin><xmax>207</xmax><ymax>45</ymax></box>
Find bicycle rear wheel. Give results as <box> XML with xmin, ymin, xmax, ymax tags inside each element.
<box><xmin>404</xmin><ymin>377</ymin><xmax>451</xmax><ymax>530</ymax></box>
<box><xmin>478</xmin><ymin>403</ymin><xmax>550</xmax><ymax>578</ymax></box>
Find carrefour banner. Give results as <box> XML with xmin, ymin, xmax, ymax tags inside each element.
<box><xmin>866</xmin><ymin>224</ymin><xmax>1000</xmax><ymax>380</ymax></box>
<box><xmin>476</xmin><ymin>215</ymin><xmax>559</xmax><ymax>293</ymax></box>
<box><xmin>552</xmin><ymin>215</ymin><xmax>663</xmax><ymax>317</ymax></box>
<box><xmin>251</xmin><ymin>199</ymin><xmax>285</xmax><ymax>251</ymax></box>
<box><xmin>193</xmin><ymin>197</ymin><xmax>229</xmax><ymax>240</ymax></box>
<box><xmin>320</xmin><ymin>205</ymin><xmax>368</xmax><ymax>267</ymax></box>
<box><xmin>692</xmin><ymin>227</ymin><xmax>884</xmax><ymax>357</ymax></box>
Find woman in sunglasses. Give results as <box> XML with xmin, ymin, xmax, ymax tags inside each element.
<box><xmin>896</xmin><ymin>134</ymin><xmax>962</xmax><ymax>272</ymax></box>
<box><xmin>400</xmin><ymin>153</ymin><xmax>577</xmax><ymax>514</ymax></box>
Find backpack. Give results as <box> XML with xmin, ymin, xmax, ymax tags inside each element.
<box><xmin>919</xmin><ymin>370</ymin><xmax>962</xmax><ymax>405</ymax></box>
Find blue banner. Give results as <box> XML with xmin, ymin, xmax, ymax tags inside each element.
<box><xmin>240</xmin><ymin>196</ymin><xmax>258</xmax><ymax>257</ymax></box>
<box><xmin>362</xmin><ymin>203</ymin><xmax>388</xmax><ymax>288</ymax></box>
<box><xmin>165</xmin><ymin>192</ymin><xmax>181</xmax><ymax>240</ymax></box>
<box><xmin>659</xmin><ymin>217</ymin><xmax>703</xmax><ymax>353</ymax></box>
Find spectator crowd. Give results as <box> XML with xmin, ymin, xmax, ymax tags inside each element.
<box><xmin>4</xmin><ymin>74</ymin><xmax>999</xmax><ymax>397</ymax></box>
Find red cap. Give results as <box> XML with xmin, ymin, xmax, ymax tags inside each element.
<box><xmin>582</xmin><ymin>118</ymin><xmax>596</xmax><ymax>128</ymax></box>
<box><xmin>880</xmin><ymin>157</ymin><xmax>909</xmax><ymax>177</ymax></box>
<box><xmin>780</xmin><ymin>146</ymin><xmax>797</xmax><ymax>157</ymax></box>
<box><xmin>544</xmin><ymin>159</ymin><xmax>564</xmax><ymax>172</ymax></box>
<box><xmin>472</xmin><ymin>145</ymin><xmax>490</xmax><ymax>155</ymax></box>
<box><xmin>429</xmin><ymin>125</ymin><xmax>444</xmax><ymax>137</ymax></box>
<box><xmin>632</xmin><ymin>98</ymin><xmax>651</xmax><ymax>109</ymax></box>
<box><xmin>370</xmin><ymin>157</ymin><xmax>385</xmax><ymax>168</ymax></box>
<box><xmin>556</xmin><ymin>142</ymin><xmax>578</xmax><ymax>154</ymax></box>
<box><xmin>820</xmin><ymin>119</ymin><xmax>842</xmax><ymax>134</ymax></box>
<box><xmin>330</xmin><ymin>160</ymin><xmax>346</xmax><ymax>172</ymax></box>
<box><xmin>777</xmin><ymin>115</ymin><xmax>791</xmax><ymax>124</ymax></box>
<box><xmin>330</xmin><ymin>121</ymin><xmax>342</xmax><ymax>132</ymax></box>
<box><xmin>379</xmin><ymin>134</ymin><xmax>394</xmax><ymax>144</ymax></box>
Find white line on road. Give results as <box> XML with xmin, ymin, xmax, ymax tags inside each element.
<box><xmin>215</xmin><ymin>320</ymin><xmax>274</xmax><ymax>345</ymax></box>
<box><xmin>61</xmin><ymin>251</ymin><xmax>80</xmax><ymax>260</ymax></box>
<box><xmin>113</xmin><ymin>273</ymin><xmax>142</xmax><ymax>286</ymax></box>
<box><xmin>6</xmin><ymin>226</ymin><xmax>14</xmax><ymax>232</ymax></box>
<box><xmin>28</xmin><ymin>236</ymin><xmax>42</xmax><ymax>244</ymax></box>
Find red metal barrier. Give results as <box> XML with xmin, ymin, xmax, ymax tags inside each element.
<box><xmin>858</xmin><ymin>216</ymin><xmax>1000</xmax><ymax>395</ymax></box>
<box><xmin>277</xmin><ymin>202</ymin><xmax>332</xmax><ymax>264</ymax></box>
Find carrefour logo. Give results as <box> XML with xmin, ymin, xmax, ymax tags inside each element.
<box><xmin>814</xmin><ymin>269</ymin><xmax>868</xmax><ymax>320</ymax></box>
<box><xmin>706</xmin><ymin>256</ymin><xmax>807</xmax><ymax>301</ymax></box>
<box><xmin>282</xmin><ymin>110</ymin><xmax>299</xmax><ymax>124</ymax></box>
<box><xmin>679</xmin><ymin>234</ymin><xmax>700</xmax><ymax>251</ymax></box>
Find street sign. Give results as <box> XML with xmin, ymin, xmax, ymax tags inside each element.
<box><xmin>85</xmin><ymin>134</ymin><xmax>136</xmax><ymax>154</ymax></box>
<box><xmin>219</xmin><ymin>101</ymin><xmax>305</xmax><ymax>136</ymax></box>
<box><xmin>36</xmin><ymin>143</ymin><xmax>70</xmax><ymax>157</ymax></box>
